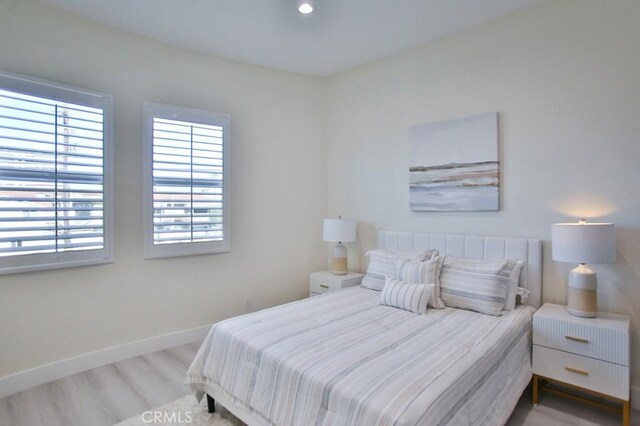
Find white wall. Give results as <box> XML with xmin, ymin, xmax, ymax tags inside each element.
<box><xmin>0</xmin><ymin>0</ymin><xmax>327</xmax><ymax>377</ymax></box>
<box><xmin>326</xmin><ymin>0</ymin><xmax>640</xmax><ymax>389</ymax></box>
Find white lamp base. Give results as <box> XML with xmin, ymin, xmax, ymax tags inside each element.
<box><xmin>566</xmin><ymin>264</ymin><xmax>597</xmax><ymax>318</ymax></box>
<box><xmin>331</xmin><ymin>242</ymin><xmax>348</xmax><ymax>275</ymax></box>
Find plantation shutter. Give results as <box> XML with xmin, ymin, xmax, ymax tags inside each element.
<box><xmin>144</xmin><ymin>102</ymin><xmax>229</xmax><ymax>258</ymax></box>
<box><xmin>0</xmin><ymin>88</ymin><xmax>106</xmax><ymax>257</ymax></box>
<box><xmin>152</xmin><ymin>117</ymin><xmax>224</xmax><ymax>244</ymax></box>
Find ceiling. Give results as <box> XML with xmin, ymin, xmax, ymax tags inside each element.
<box><xmin>40</xmin><ymin>0</ymin><xmax>545</xmax><ymax>76</ymax></box>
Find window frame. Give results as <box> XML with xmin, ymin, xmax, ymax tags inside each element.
<box><xmin>142</xmin><ymin>102</ymin><xmax>230</xmax><ymax>259</ymax></box>
<box><xmin>0</xmin><ymin>70</ymin><xmax>114</xmax><ymax>274</ymax></box>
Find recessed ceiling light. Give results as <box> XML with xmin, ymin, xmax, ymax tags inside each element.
<box><xmin>297</xmin><ymin>1</ymin><xmax>315</xmax><ymax>15</ymax></box>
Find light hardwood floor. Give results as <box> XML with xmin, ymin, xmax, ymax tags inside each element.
<box><xmin>0</xmin><ymin>342</ymin><xmax>636</xmax><ymax>425</ymax></box>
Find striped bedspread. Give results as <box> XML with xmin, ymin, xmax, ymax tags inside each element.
<box><xmin>186</xmin><ymin>287</ymin><xmax>534</xmax><ymax>426</ymax></box>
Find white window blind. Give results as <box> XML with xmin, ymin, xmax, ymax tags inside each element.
<box><xmin>0</xmin><ymin>71</ymin><xmax>113</xmax><ymax>274</ymax></box>
<box><xmin>143</xmin><ymin>103</ymin><xmax>229</xmax><ymax>258</ymax></box>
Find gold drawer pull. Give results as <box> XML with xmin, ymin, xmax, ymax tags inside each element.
<box><xmin>320</xmin><ymin>284</ymin><xmax>330</xmax><ymax>289</ymax></box>
<box><xmin>565</xmin><ymin>335</ymin><xmax>589</xmax><ymax>343</ymax></box>
<box><xmin>565</xmin><ymin>366</ymin><xmax>589</xmax><ymax>376</ymax></box>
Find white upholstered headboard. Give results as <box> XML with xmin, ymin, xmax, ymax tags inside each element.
<box><xmin>377</xmin><ymin>231</ymin><xmax>543</xmax><ymax>308</ymax></box>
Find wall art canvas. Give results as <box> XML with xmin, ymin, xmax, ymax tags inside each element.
<box><xmin>408</xmin><ymin>112</ymin><xmax>499</xmax><ymax>211</ymax></box>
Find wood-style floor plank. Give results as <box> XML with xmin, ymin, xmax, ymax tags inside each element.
<box><xmin>0</xmin><ymin>342</ymin><xmax>199</xmax><ymax>426</ymax></box>
<box><xmin>0</xmin><ymin>341</ymin><xmax>636</xmax><ymax>425</ymax></box>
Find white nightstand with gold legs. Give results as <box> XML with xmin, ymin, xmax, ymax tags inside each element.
<box><xmin>532</xmin><ymin>303</ymin><xmax>631</xmax><ymax>426</ymax></box>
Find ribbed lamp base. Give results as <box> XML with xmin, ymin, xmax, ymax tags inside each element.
<box><xmin>331</xmin><ymin>242</ymin><xmax>348</xmax><ymax>275</ymax></box>
<box><xmin>331</xmin><ymin>258</ymin><xmax>347</xmax><ymax>275</ymax></box>
<box><xmin>566</xmin><ymin>264</ymin><xmax>597</xmax><ymax>318</ymax></box>
<box><xmin>567</xmin><ymin>288</ymin><xmax>597</xmax><ymax>318</ymax></box>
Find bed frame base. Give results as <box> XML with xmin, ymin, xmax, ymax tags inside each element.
<box><xmin>204</xmin><ymin>386</ymin><xmax>268</xmax><ymax>425</ymax></box>
<box><xmin>207</xmin><ymin>393</ymin><xmax>215</xmax><ymax>413</ymax></box>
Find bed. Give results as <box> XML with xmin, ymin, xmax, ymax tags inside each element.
<box><xmin>186</xmin><ymin>231</ymin><xmax>542</xmax><ymax>425</ymax></box>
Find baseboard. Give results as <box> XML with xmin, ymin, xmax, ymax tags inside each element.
<box><xmin>0</xmin><ymin>324</ymin><xmax>211</xmax><ymax>400</ymax></box>
<box><xmin>632</xmin><ymin>385</ymin><xmax>640</xmax><ymax>410</ymax></box>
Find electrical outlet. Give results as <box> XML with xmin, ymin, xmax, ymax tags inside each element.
<box><xmin>244</xmin><ymin>297</ymin><xmax>253</xmax><ymax>312</ymax></box>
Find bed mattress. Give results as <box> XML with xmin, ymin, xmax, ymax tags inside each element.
<box><xmin>186</xmin><ymin>286</ymin><xmax>534</xmax><ymax>426</ymax></box>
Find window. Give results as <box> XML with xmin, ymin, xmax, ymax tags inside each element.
<box><xmin>143</xmin><ymin>102</ymin><xmax>229</xmax><ymax>258</ymax></box>
<box><xmin>0</xmin><ymin>71</ymin><xmax>113</xmax><ymax>274</ymax></box>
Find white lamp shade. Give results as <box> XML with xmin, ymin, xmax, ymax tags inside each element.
<box><xmin>552</xmin><ymin>222</ymin><xmax>616</xmax><ymax>264</ymax></box>
<box><xmin>323</xmin><ymin>218</ymin><xmax>356</xmax><ymax>242</ymax></box>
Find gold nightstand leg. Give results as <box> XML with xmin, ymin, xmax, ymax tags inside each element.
<box><xmin>532</xmin><ymin>374</ymin><xmax>539</xmax><ymax>406</ymax></box>
<box><xmin>622</xmin><ymin>400</ymin><xmax>629</xmax><ymax>426</ymax></box>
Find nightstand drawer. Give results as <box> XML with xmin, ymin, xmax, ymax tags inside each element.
<box><xmin>533</xmin><ymin>313</ymin><xmax>629</xmax><ymax>365</ymax></box>
<box><xmin>533</xmin><ymin>345</ymin><xmax>629</xmax><ymax>400</ymax></box>
<box><xmin>309</xmin><ymin>272</ymin><xmax>363</xmax><ymax>295</ymax></box>
<box><xmin>310</xmin><ymin>278</ymin><xmax>340</xmax><ymax>294</ymax></box>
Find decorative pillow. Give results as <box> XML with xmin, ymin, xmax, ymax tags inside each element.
<box><xmin>396</xmin><ymin>255</ymin><xmax>445</xmax><ymax>309</ymax></box>
<box><xmin>380</xmin><ymin>277</ymin><xmax>434</xmax><ymax>315</ymax></box>
<box><xmin>439</xmin><ymin>257</ymin><xmax>521</xmax><ymax>316</ymax></box>
<box><xmin>516</xmin><ymin>287</ymin><xmax>530</xmax><ymax>305</ymax></box>
<box><xmin>361</xmin><ymin>249</ymin><xmax>436</xmax><ymax>291</ymax></box>
<box><xmin>504</xmin><ymin>260</ymin><xmax>524</xmax><ymax>310</ymax></box>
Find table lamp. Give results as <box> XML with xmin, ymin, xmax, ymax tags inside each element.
<box><xmin>323</xmin><ymin>217</ymin><xmax>356</xmax><ymax>275</ymax></box>
<box><xmin>551</xmin><ymin>219</ymin><xmax>616</xmax><ymax>318</ymax></box>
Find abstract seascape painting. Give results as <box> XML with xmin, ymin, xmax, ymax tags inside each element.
<box><xmin>409</xmin><ymin>112</ymin><xmax>499</xmax><ymax>211</ymax></box>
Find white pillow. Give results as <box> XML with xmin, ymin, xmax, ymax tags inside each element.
<box><xmin>361</xmin><ymin>249</ymin><xmax>435</xmax><ymax>291</ymax></box>
<box><xmin>504</xmin><ymin>260</ymin><xmax>524</xmax><ymax>310</ymax></box>
<box><xmin>516</xmin><ymin>286</ymin><xmax>530</xmax><ymax>304</ymax></box>
<box><xmin>439</xmin><ymin>257</ymin><xmax>521</xmax><ymax>316</ymax></box>
<box><xmin>380</xmin><ymin>277</ymin><xmax>434</xmax><ymax>315</ymax></box>
<box><xmin>396</xmin><ymin>255</ymin><xmax>445</xmax><ymax>309</ymax></box>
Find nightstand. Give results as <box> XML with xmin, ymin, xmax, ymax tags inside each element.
<box><xmin>309</xmin><ymin>271</ymin><xmax>364</xmax><ymax>297</ymax></box>
<box><xmin>532</xmin><ymin>303</ymin><xmax>631</xmax><ymax>425</ymax></box>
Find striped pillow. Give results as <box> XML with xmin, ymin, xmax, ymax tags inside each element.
<box><xmin>440</xmin><ymin>257</ymin><xmax>520</xmax><ymax>316</ymax></box>
<box><xmin>396</xmin><ymin>255</ymin><xmax>445</xmax><ymax>309</ymax></box>
<box><xmin>362</xmin><ymin>249</ymin><xmax>435</xmax><ymax>291</ymax></box>
<box><xmin>380</xmin><ymin>277</ymin><xmax>434</xmax><ymax>314</ymax></box>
